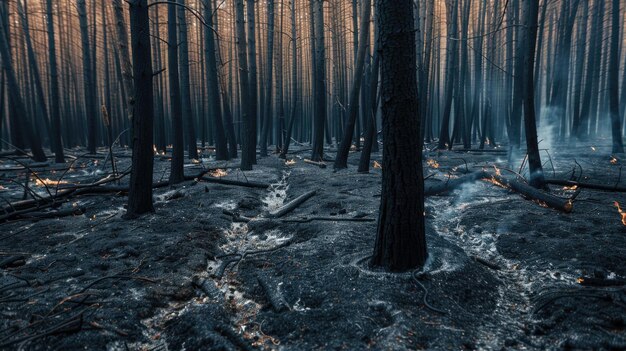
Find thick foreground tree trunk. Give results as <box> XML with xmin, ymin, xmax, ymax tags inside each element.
<box><xmin>125</xmin><ymin>0</ymin><xmax>155</xmax><ymax>218</ymax></box>
<box><xmin>371</xmin><ymin>0</ymin><xmax>427</xmax><ymax>271</ymax></box>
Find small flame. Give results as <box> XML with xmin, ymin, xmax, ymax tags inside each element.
<box><xmin>493</xmin><ymin>165</ymin><xmax>502</xmax><ymax>176</ymax></box>
<box><xmin>35</xmin><ymin>178</ymin><xmax>68</xmax><ymax>187</ymax></box>
<box><xmin>577</xmin><ymin>277</ymin><xmax>585</xmax><ymax>284</ymax></box>
<box><xmin>610</xmin><ymin>156</ymin><xmax>618</xmax><ymax>165</ymax></box>
<box><xmin>153</xmin><ymin>145</ymin><xmax>157</xmax><ymax>154</ymax></box>
<box><xmin>373</xmin><ymin>161</ymin><xmax>382</xmax><ymax>169</ymax></box>
<box><xmin>614</xmin><ymin>201</ymin><xmax>626</xmax><ymax>225</ymax></box>
<box><xmin>426</xmin><ymin>159</ymin><xmax>440</xmax><ymax>169</ymax></box>
<box><xmin>285</xmin><ymin>159</ymin><xmax>296</xmax><ymax>166</ymax></box>
<box><xmin>209</xmin><ymin>169</ymin><xmax>228</xmax><ymax>178</ymax></box>
<box><xmin>191</xmin><ymin>159</ymin><xmax>201</xmax><ymax>164</ymax></box>
<box><xmin>563</xmin><ymin>185</ymin><xmax>578</xmax><ymax>191</ymax></box>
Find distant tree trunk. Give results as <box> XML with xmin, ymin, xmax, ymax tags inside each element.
<box><xmin>311</xmin><ymin>0</ymin><xmax>327</xmax><ymax>161</ymax></box>
<box><xmin>235</xmin><ymin>0</ymin><xmax>253</xmax><ymax>170</ymax></box>
<box><xmin>247</xmin><ymin>0</ymin><xmax>258</xmax><ymax>164</ymax></box>
<box><xmin>609</xmin><ymin>0</ymin><xmax>624</xmax><ymax>153</ymax></box>
<box><xmin>358</xmin><ymin>28</ymin><xmax>380</xmax><ymax>173</ymax></box>
<box><xmin>168</xmin><ymin>0</ymin><xmax>185</xmax><ymax>183</ymax></box>
<box><xmin>77</xmin><ymin>0</ymin><xmax>98</xmax><ymax>154</ymax></box>
<box><xmin>125</xmin><ymin>0</ymin><xmax>155</xmax><ymax>218</ymax></box>
<box><xmin>334</xmin><ymin>0</ymin><xmax>372</xmax><ymax>170</ymax></box>
<box><xmin>46</xmin><ymin>0</ymin><xmax>65</xmax><ymax>163</ymax></box>
<box><xmin>437</xmin><ymin>0</ymin><xmax>458</xmax><ymax>149</ymax></box>
<box><xmin>178</xmin><ymin>0</ymin><xmax>198</xmax><ymax>160</ymax></box>
<box><xmin>0</xmin><ymin>6</ymin><xmax>46</xmax><ymax>162</ymax></box>
<box><xmin>371</xmin><ymin>0</ymin><xmax>427</xmax><ymax>271</ymax></box>
<box><xmin>113</xmin><ymin>0</ymin><xmax>135</xmax><ymax>123</ymax></box>
<box><xmin>280</xmin><ymin>0</ymin><xmax>299</xmax><ymax>159</ymax></box>
<box><xmin>260</xmin><ymin>0</ymin><xmax>274</xmax><ymax>157</ymax></box>
<box><xmin>203</xmin><ymin>0</ymin><xmax>229</xmax><ymax>160</ymax></box>
<box><xmin>521</xmin><ymin>0</ymin><xmax>545</xmax><ymax>188</ymax></box>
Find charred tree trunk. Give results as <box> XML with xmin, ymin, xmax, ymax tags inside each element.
<box><xmin>247</xmin><ymin>0</ymin><xmax>258</xmax><ymax>164</ymax></box>
<box><xmin>311</xmin><ymin>0</ymin><xmax>327</xmax><ymax>161</ymax></box>
<box><xmin>608</xmin><ymin>0</ymin><xmax>624</xmax><ymax>153</ymax></box>
<box><xmin>77</xmin><ymin>0</ymin><xmax>98</xmax><ymax>154</ymax></box>
<box><xmin>260</xmin><ymin>0</ymin><xmax>274</xmax><ymax>157</ymax></box>
<box><xmin>203</xmin><ymin>0</ymin><xmax>229</xmax><ymax>160</ymax></box>
<box><xmin>168</xmin><ymin>0</ymin><xmax>185</xmax><ymax>183</ymax></box>
<box><xmin>371</xmin><ymin>0</ymin><xmax>427</xmax><ymax>271</ymax></box>
<box><xmin>521</xmin><ymin>0</ymin><xmax>546</xmax><ymax>188</ymax></box>
<box><xmin>280</xmin><ymin>0</ymin><xmax>299</xmax><ymax>159</ymax></box>
<box><xmin>178</xmin><ymin>0</ymin><xmax>198</xmax><ymax>160</ymax></box>
<box><xmin>125</xmin><ymin>0</ymin><xmax>155</xmax><ymax>218</ymax></box>
<box><xmin>437</xmin><ymin>0</ymin><xmax>459</xmax><ymax>150</ymax></box>
<box><xmin>334</xmin><ymin>0</ymin><xmax>372</xmax><ymax>170</ymax></box>
<box><xmin>113</xmin><ymin>0</ymin><xmax>135</xmax><ymax>123</ymax></box>
<box><xmin>46</xmin><ymin>0</ymin><xmax>65</xmax><ymax>163</ymax></box>
<box><xmin>0</xmin><ymin>6</ymin><xmax>46</xmax><ymax>162</ymax></box>
<box><xmin>235</xmin><ymin>0</ymin><xmax>253</xmax><ymax>170</ymax></box>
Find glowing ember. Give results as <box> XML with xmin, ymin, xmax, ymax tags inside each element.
<box><xmin>577</xmin><ymin>277</ymin><xmax>585</xmax><ymax>284</ymax></box>
<box><xmin>591</xmin><ymin>146</ymin><xmax>596</xmax><ymax>152</ymax></box>
<box><xmin>191</xmin><ymin>159</ymin><xmax>201</xmax><ymax>164</ymax></box>
<box><xmin>0</xmin><ymin>185</ymin><xmax>6</xmax><ymax>191</ymax></box>
<box><xmin>373</xmin><ymin>161</ymin><xmax>382</xmax><ymax>169</ymax></box>
<box><xmin>153</xmin><ymin>145</ymin><xmax>157</xmax><ymax>154</ymax></box>
<box><xmin>285</xmin><ymin>159</ymin><xmax>296</xmax><ymax>166</ymax></box>
<box><xmin>35</xmin><ymin>178</ymin><xmax>68</xmax><ymax>187</ymax></box>
<box><xmin>610</xmin><ymin>156</ymin><xmax>618</xmax><ymax>165</ymax></box>
<box><xmin>562</xmin><ymin>185</ymin><xmax>578</xmax><ymax>191</ymax></box>
<box><xmin>613</xmin><ymin>201</ymin><xmax>626</xmax><ymax>226</ymax></box>
<box><xmin>208</xmin><ymin>169</ymin><xmax>228</xmax><ymax>178</ymax></box>
<box><xmin>426</xmin><ymin>159</ymin><xmax>440</xmax><ymax>169</ymax></box>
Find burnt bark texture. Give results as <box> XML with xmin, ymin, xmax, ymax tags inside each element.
<box><xmin>371</xmin><ymin>0</ymin><xmax>427</xmax><ymax>271</ymax></box>
<box><xmin>125</xmin><ymin>0</ymin><xmax>155</xmax><ymax>218</ymax></box>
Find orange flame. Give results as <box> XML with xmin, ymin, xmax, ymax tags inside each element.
<box><xmin>563</xmin><ymin>185</ymin><xmax>578</xmax><ymax>191</ymax></box>
<box><xmin>373</xmin><ymin>161</ymin><xmax>382</xmax><ymax>169</ymax></box>
<box><xmin>614</xmin><ymin>202</ymin><xmax>626</xmax><ymax>225</ymax></box>
<box><xmin>426</xmin><ymin>159</ymin><xmax>440</xmax><ymax>169</ymax></box>
<box><xmin>208</xmin><ymin>169</ymin><xmax>228</xmax><ymax>178</ymax></box>
<box><xmin>35</xmin><ymin>178</ymin><xmax>68</xmax><ymax>187</ymax></box>
<box><xmin>285</xmin><ymin>159</ymin><xmax>296</xmax><ymax>166</ymax></box>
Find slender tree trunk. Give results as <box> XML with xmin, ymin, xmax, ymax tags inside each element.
<box><xmin>247</xmin><ymin>0</ymin><xmax>258</xmax><ymax>164</ymax></box>
<box><xmin>437</xmin><ymin>0</ymin><xmax>458</xmax><ymax>149</ymax></box>
<box><xmin>125</xmin><ymin>0</ymin><xmax>155</xmax><ymax>218</ymax></box>
<box><xmin>46</xmin><ymin>0</ymin><xmax>65</xmax><ymax>163</ymax></box>
<box><xmin>334</xmin><ymin>0</ymin><xmax>372</xmax><ymax>169</ymax></box>
<box><xmin>371</xmin><ymin>0</ymin><xmax>427</xmax><ymax>271</ymax></box>
<box><xmin>77</xmin><ymin>0</ymin><xmax>98</xmax><ymax>154</ymax></box>
<box><xmin>311</xmin><ymin>0</ymin><xmax>327</xmax><ymax>161</ymax></box>
<box><xmin>236</xmin><ymin>0</ymin><xmax>253</xmax><ymax>170</ymax></box>
<box><xmin>522</xmin><ymin>0</ymin><xmax>546</xmax><ymax>188</ymax></box>
<box><xmin>168</xmin><ymin>0</ymin><xmax>185</xmax><ymax>183</ymax></box>
<box><xmin>0</xmin><ymin>4</ymin><xmax>46</xmax><ymax>161</ymax></box>
<box><xmin>176</xmin><ymin>0</ymin><xmax>198</xmax><ymax>160</ymax></box>
<box><xmin>260</xmin><ymin>0</ymin><xmax>275</xmax><ymax>157</ymax></box>
<box><xmin>280</xmin><ymin>0</ymin><xmax>299</xmax><ymax>159</ymax></box>
<box><xmin>609</xmin><ymin>0</ymin><xmax>624</xmax><ymax>153</ymax></box>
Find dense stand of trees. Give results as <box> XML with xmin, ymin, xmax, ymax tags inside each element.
<box><xmin>1</xmin><ymin>0</ymin><xmax>626</xmax><ymax>266</ymax></box>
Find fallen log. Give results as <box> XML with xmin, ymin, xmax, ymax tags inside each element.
<box><xmin>545</xmin><ymin>178</ymin><xmax>626</xmax><ymax>192</ymax></box>
<box><xmin>269</xmin><ymin>190</ymin><xmax>317</xmax><ymax>218</ymax></box>
<box><xmin>282</xmin><ymin>216</ymin><xmax>375</xmax><ymax>223</ymax></box>
<box><xmin>256</xmin><ymin>274</ymin><xmax>290</xmax><ymax>312</ymax></box>
<box><xmin>192</xmin><ymin>276</ymin><xmax>225</xmax><ymax>304</ymax></box>
<box><xmin>13</xmin><ymin>206</ymin><xmax>86</xmax><ymax>220</ymax></box>
<box><xmin>577</xmin><ymin>276</ymin><xmax>626</xmax><ymax>287</ymax></box>
<box><xmin>199</xmin><ymin>176</ymin><xmax>270</xmax><ymax>189</ymax></box>
<box><xmin>471</xmin><ymin>255</ymin><xmax>501</xmax><ymax>270</ymax></box>
<box><xmin>424</xmin><ymin>171</ymin><xmax>489</xmax><ymax>196</ymax></box>
<box><xmin>488</xmin><ymin>174</ymin><xmax>573</xmax><ymax>213</ymax></box>
<box><xmin>0</xmin><ymin>255</ymin><xmax>26</xmax><ymax>269</ymax></box>
<box><xmin>303</xmin><ymin>159</ymin><xmax>327</xmax><ymax>168</ymax></box>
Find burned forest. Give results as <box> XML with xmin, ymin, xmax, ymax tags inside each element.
<box><xmin>1</xmin><ymin>0</ymin><xmax>626</xmax><ymax>349</ymax></box>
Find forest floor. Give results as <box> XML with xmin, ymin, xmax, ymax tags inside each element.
<box><xmin>1</xmin><ymin>140</ymin><xmax>625</xmax><ymax>350</ymax></box>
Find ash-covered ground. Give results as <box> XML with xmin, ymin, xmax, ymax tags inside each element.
<box><xmin>1</xmin><ymin>141</ymin><xmax>625</xmax><ymax>350</ymax></box>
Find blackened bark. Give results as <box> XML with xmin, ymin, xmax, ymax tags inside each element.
<box><xmin>235</xmin><ymin>0</ymin><xmax>253</xmax><ymax>170</ymax></box>
<box><xmin>371</xmin><ymin>0</ymin><xmax>427</xmax><ymax>271</ymax></box>
<box><xmin>203</xmin><ymin>0</ymin><xmax>229</xmax><ymax>160</ymax></box>
<box><xmin>334</xmin><ymin>0</ymin><xmax>372</xmax><ymax>170</ymax></box>
<box><xmin>178</xmin><ymin>0</ymin><xmax>198</xmax><ymax>160</ymax></box>
<box><xmin>125</xmin><ymin>0</ymin><xmax>155</xmax><ymax>218</ymax></box>
<box><xmin>521</xmin><ymin>0</ymin><xmax>546</xmax><ymax>188</ymax></box>
<box><xmin>77</xmin><ymin>0</ymin><xmax>98</xmax><ymax>154</ymax></box>
<box><xmin>609</xmin><ymin>0</ymin><xmax>624</xmax><ymax>153</ymax></box>
<box><xmin>46</xmin><ymin>0</ymin><xmax>65</xmax><ymax>163</ymax></box>
<box><xmin>168</xmin><ymin>0</ymin><xmax>185</xmax><ymax>183</ymax></box>
<box><xmin>311</xmin><ymin>0</ymin><xmax>327</xmax><ymax>161</ymax></box>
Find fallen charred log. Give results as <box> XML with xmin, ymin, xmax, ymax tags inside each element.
<box><xmin>545</xmin><ymin>178</ymin><xmax>626</xmax><ymax>192</ymax></box>
<box><xmin>487</xmin><ymin>174</ymin><xmax>574</xmax><ymax>213</ymax></box>
<box><xmin>269</xmin><ymin>190</ymin><xmax>317</xmax><ymax>218</ymax></box>
<box><xmin>199</xmin><ymin>176</ymin><xmax>270</xmax><ymax>189</ymax></box>
<box><xmin>256</xmin><ymin>274</ymin><xmax>290</xmax><ymax>312</ymax></box>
